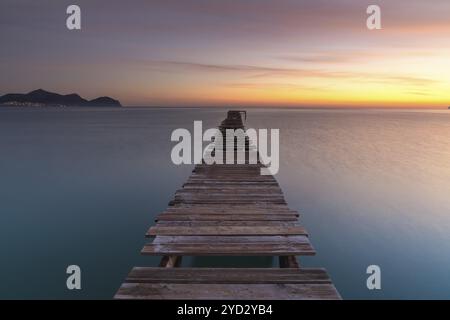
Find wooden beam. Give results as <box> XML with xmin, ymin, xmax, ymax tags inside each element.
<box><xmin>279</xmin><ymin>256</ymin><xmax>300</xmax><ymax>268</ymax></box>
<box><xmin>159</xmin><ymin>256</ymin><xmax>182</xmax><ymax>268</ymax></box>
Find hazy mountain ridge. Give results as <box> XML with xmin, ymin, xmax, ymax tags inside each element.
<box><xmin>0</xmin><ymin>89</ymin><xmax>122</xmax><ymax>107</ymax></box>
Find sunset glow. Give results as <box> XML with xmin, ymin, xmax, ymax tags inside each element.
<box><xmin>1</xmin><ymin>0</ymin><xmax>450</xmax><ymax>107</ymax></box>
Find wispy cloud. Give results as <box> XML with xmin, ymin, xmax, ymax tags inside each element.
<box><xmin>277</xmin><ymin>53</ymin><xmax>357</xmax><ymax>64</ymax></box>
<box><xmin>382</xmin><ymin>76</ymin><xmax>437</xmax><ymax>87</ymax></box>
<box><xmin>141</xmin><ymin>60</ymin><xmax>355</xmax><ymax>78</ymax></box>
<box><xmin>142</xmin><ymin>60</ymin><xmax>439</xmax><ymax>88</ymax></box>
<box><xmin>277</xmin><ymin>49</ymin><xmax>440</xmax><ymax>65</ymax></box>
<box><xmin>225</xmin><ymin>82</ymin><xmax>327</xmax><ymax>91</ymax></box>
<box><xmin>405</xmin><ymin>91</ymin><xmax>432</xmax><ymax>96</ymax></box>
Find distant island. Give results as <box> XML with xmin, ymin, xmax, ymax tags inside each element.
<box><xmin>0</xmin><ymin>89</ymin><xmax>122</xmax><ymax>107</ymax></box>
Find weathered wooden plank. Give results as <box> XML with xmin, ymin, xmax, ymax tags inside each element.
<box><xmin>173</xmin><ymin>198</ymin><xmax>286</xmax><ymax>203</ymax></box>
<box><xmin>175</xmin><ymin>190</ymin><xmax>284</xmax><ymax>196</ymax></box>
<box><xmin>194</xmin><ymin>165</ymin><xmax>263</xmax><ymax>170</ymax></box>
<box><xmin>115</xmin><ymin>283</ymin><xmax>340</xmax><ymax>300</ymax></box>
<box><xmin>165</xmin><ymin>207</ymin><xmax>293</xmax><ymax>211</ymax></box>
<box><xmin>188</xmin><ymin>176</ymin><xmax>276</xmax><ymax>181</ymax></box>
<box><xmin>164</xmin><ymin>206</ymin><xmax>296</xmax><ymax>212</ymax></box>
<box><xmin>152</xmin><ymin>235</ymin><xmax>310</xmax><ymax>244</ymax></box>
<box><xmin>192</xmin><ymin>170</ymin><xmax>263</xmax><ymax>175</ymax></box>
<box><xmin>165</xmin><ymin>204</ymin><xmax>294</xmax><ymax>211</ymax></box>
<box><xmin>192</xmin><ymin>173</ymin><xmax>265</xmax><ymax>176</ymax></box>
<box><xmin>185</xmin><ymin>180</ymin><xmax>277</xmax><ymax>184</ymax></box>
<box><xmin>147</xmin><ymin>226</ymin><xmax>308</xmax><ymax>236</ymax></box>
<box><xmin>163</xmin><ymin>210</ymin><xmax>295</xmax><ymax>215</ymax></box>
<box><xmin>154</xmin><ymin>221</ymin><xmax>301</xmax><ymax>227</ymax></box>
<box><xmin>180</xmin><ymin>187</ymin><xmax>283</xmax><ymax>193</ymax></box>
<box><xmin>155</xmin><ymin>214</ymin><xmax>299</xmax><ymax>221</ymax></box>
<box><xmin>174</xmin><ymin>194</ymin><xmax>285</xmax><ymax>200</ymax></box>
<box><xmin>183</xmin><ymin>181</ymin><xmax>279</xmax><ymax>186</ymax></box>
<box><xmin>190</xmin><ymin>169</ymin><xmax>269</xmax><ymax>173</ymax></box>
<box><xmin>141</xmin><ymin>242</ymin><xmax>315</xmax><ymax>256</ymax></box>
<box><xmin>176</xmin><ymin>189</ymin><xmax>284</xmax><ymax>195</ymax></box>
<box><xmin>174</xmin><ymin>197</ymin><xmax>286</xmax><ymax>202</ymax></box>
<box><xmin>124</xmin><ymin>267</ymin><xmax>331</xmax><ymax>284</ymax></box>
<box><xmin>185</xmin><ymin>182</ymin><xmax>277</xmax><ymax>186</ymax></box>
<box><xmin>171</xmin><ymin>199</ymin><xmax>287</xmax><ymax>205</ymax></box>
<box><xmin>161</xmin><ymin>210</ymin><xmax>298</xmax><ymax>216</ymax></box>
<box><xmin>189</xmin><ymin>174</ymin><xmax>273</xmax><ymax>178</ymax></box>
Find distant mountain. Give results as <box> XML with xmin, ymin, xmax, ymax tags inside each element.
<box><xmin>0</xmin><ymin>89</ymin><xmax>122</xmax><ymax>107</ymax></box>
<box><xmin>88</xmin><ymin>96</ymin><xmax>122</xmax><ymax>107</ymax></box>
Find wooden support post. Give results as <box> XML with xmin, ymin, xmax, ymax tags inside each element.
<box><xmin>159</xmin><ymin>256</ymin><xmax>182</xmax><ymax>268</ymax></box>
<box><xmin>279</xmin><ymin>256</ymin><xmax>299</xmax><ymax>268</ymax></box>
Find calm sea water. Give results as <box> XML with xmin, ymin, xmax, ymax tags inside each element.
<box><xmin>0</xmin><ymin>107</ymin><xmax>449</xmax><ymax>299</ymax></box>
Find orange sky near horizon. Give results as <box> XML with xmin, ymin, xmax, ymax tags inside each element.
<box><xmin>117</xmin><ymin>46</ymin><xmax>450</xmax><ymax>108</ymax></box>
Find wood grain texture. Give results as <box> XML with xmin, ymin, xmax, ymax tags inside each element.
<box><xmin>125</xmin><ymin>267</ymin><xmax>331</xmax><ymax>284</ymax></box>
<box><xmin>115</xmin><ymin>283</ymin><xmax>340</xmax><ymax>300</ymax></box>
<box><xmin>155</xmin><ymin>214</ymin><xmax>299</xmax><ymax>221</ymax></box>
<box><xmin>141</xmin><ymin>242</ymin><xmax>315</xmax><ymax>256</ymax></box>
<box><xmin>147</xmin><ymin>226</ymin><xmax>308</xmax><ymax>236</ymax></box>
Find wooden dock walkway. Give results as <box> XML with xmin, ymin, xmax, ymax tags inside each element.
<box><xmin>115</xmin><ymin>110</ymin><xmax>341</xmax><ymax>300</ymax></box>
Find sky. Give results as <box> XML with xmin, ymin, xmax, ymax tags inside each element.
<box><xmin>1</xmin><ymin>0</ymin><xmax>450</xmax><ymax>107</ymax></box>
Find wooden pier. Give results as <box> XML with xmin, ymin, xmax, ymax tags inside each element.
<box><xmin>115</xmin><ymin>111</ymin><xmax>341</xmax><ymax>300</ymax></box>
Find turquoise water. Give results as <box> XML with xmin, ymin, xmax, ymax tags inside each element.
<box><xmin>0</xmin><ymin>107</ymin><xmax>449</xmax><ymax>299</ymax></box>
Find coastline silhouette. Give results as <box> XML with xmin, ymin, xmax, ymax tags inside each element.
<box><xmin>0</xmin><ymin>89</ymin><xmax>122</xmax><ymax>107</ymax></box>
